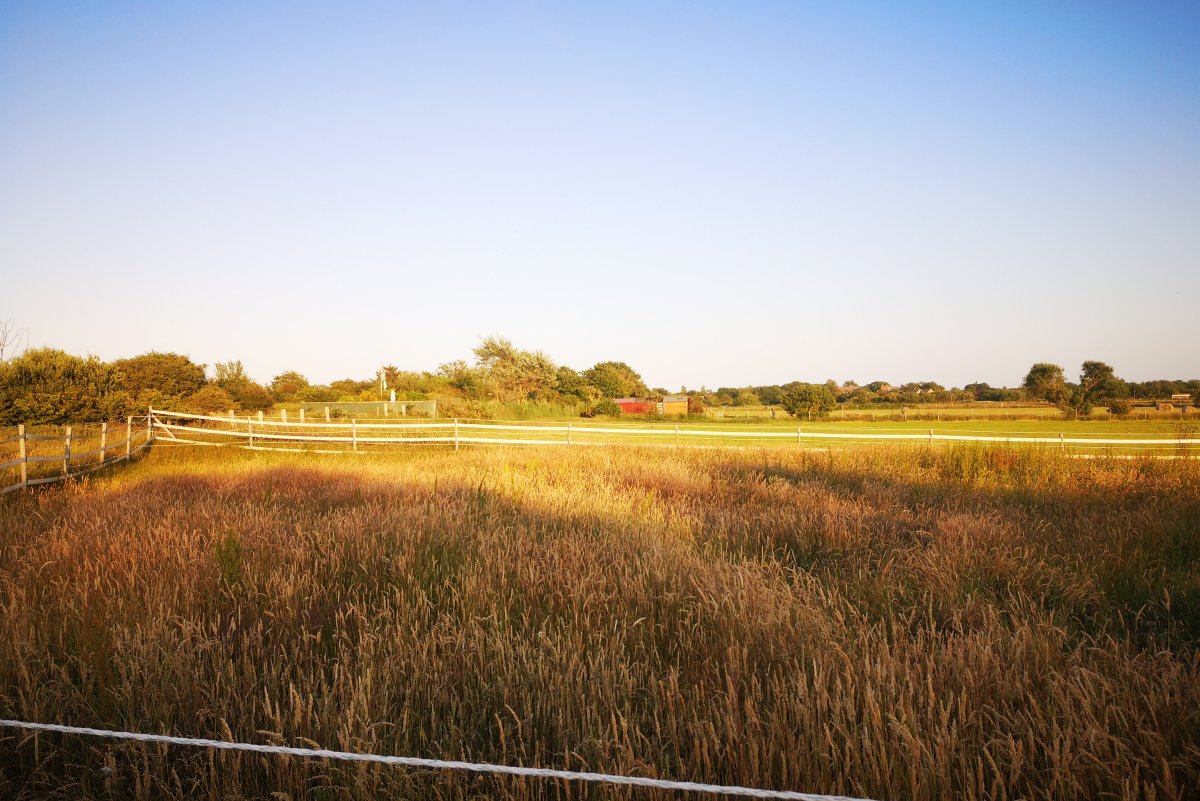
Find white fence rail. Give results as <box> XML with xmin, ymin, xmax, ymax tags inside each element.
<box><xmin>148</xmin><ymin>409</ymin><xmax>1199</xmax><ymax>453</ymax></box>
<box><xmin>0</xmin><ymin>719</ymin><xmax>872</xmax><ymax>801</ymax></box>
<box><xmin>0</xmin><ymin>416</ymin><xmax>153</xmax><ymax>495</ymax></box>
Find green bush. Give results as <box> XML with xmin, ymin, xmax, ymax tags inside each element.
<box><xmin>582</xmin><ymin>398</ymin><xmax>622</xmax><ymax>418</ymax></box>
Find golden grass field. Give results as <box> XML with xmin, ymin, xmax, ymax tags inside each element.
<box><xmin>1</xmin><ymin>444</ymin><xmax>1198</xmax><ymax>800</ymax></box>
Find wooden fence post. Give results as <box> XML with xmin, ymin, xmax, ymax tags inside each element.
<box><xmin>229</xmin><ymin>409</ymin><xmax>236</xmax><ymax>423</ymax></box>
<box><xmin>147</xmin><ymin>410</ymin><xmax>154</xmax><ymax>445</ymax></box>
<box><xmin>125</xmin><ymin>417</ymin><xmax>133</xmax><ymax>460</ymax></box>
<box><xmin>100</xmin><ymin>422</ymin><xmax>108</xmax><ymax>462</ymax></box>
<box><xmin>675</xmin><ymin>423</ymin><xmax>680</xmax><ymax>446</ymax></box>
<box><xmin>567</xmin><ymin>421</ymin><xmax>573</xmax><ymax>445</ymax></box>
<box><xmin>63</xmin><ymin>426</ymin><xmax>72</xmax><ymax>477</ymax></box>
<box><xmin>248</xmin><ymin>419</ymin><xmax>254</xmax><ymax>449</ymax></box>
<box><xmin>454</xmin><ymin>418</ymin><xmax>459</xmax><ymax>452</ymax></box>
<box><xmin>18</xmin><ymin>424</ymin><xmax>27</xmax><ymax>490</ymax></box>
<box><xmin>281</xmin><ymin>408</ymin><xmax>288</xmax><ymax>424</ymax></box>
<box><xmin>352</xmin><ymin>419</ymin><xmax>358</xmax><ymax>453</ymax></box>
<box><xmin>797</xmin><ymin>426</ymin><xmax>802</xmax><ymax>444</ymax></box>
<box><xmin>325</xmin><ymin>406</ymin><xmax>331</xmax><ymax>422</ymax></box>
<box><xmin>258</xmin><ymin>410</ymin><xmax>264</xmax><ymax>423</ymax></box>
<box><xmin>299</xmin><ymin>407</ymin><xmax>305</xmax><ymax>423</ymax></box>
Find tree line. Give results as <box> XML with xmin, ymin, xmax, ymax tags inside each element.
<box><xmin>0</xmin><ymin>338</ymin><xmax>658</xmax><ymax>425</ymax></box>
<box><xmin>0</xmin><ymin>338</ymin><xmax>1194</xmax><ymax>426</ymax></box>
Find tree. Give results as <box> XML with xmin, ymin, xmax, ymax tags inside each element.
<box><xmin>213</xmin><ymin>359</ymin><xmax>272</xmax><ymax>411</ymax></box>
<box><xmin>553</xmin><ymin>366</ymin><xmax>595</xmax><ymax>402</ymax></box>
<box><xmin>229</xmin><ymin>381</ymin><xmax>274</xmax><ymax>411</ymax></box>
<box><xmin>330</xmin><ymin>378</ymin><xmax>374</xmax><ymax>400</ymax></box>
<box><xmin>437</xmin><ymin>361</ymin><xmax>485</xmax><ymax>397</ymax></box>
<box><xmin>0</xmin><ymin>348</ymin><xmax>132</xmax><ymax>425</ymax></box>
<box><xmin>270</xmin><ymin>371</ymin><xmax>310</xmax><ymax>402</ymax></box>
<box><xmin>779</xmin><ymin>382</ymin><xmax>836</xmax><ymax>419</ymax></box>
<box><xmin>732</xmin><ymin>389</ymin><xmax>760</xmax><ymax>407</ymax></box>
<box><xmin>0</xmin><ymin>319</ymin><xmax>27</xmax><ymax>363</ymax></box>
<box><xmin>472</xmin><ymin>336</ymin><xmax>558</xmax><ymax>402</ymax></box>
<box><xmin>112</xmin><ymin>352</ymin><xmax>207</xmax><ymax>405</ymax></box>
<box><xmin>583</xmin><ymin>361</ymin><xmax>649</xmax><ymax>398</ymax></box>
<box><xmin>1064</xmin><ymin>361</ymin><xmax>1126</xmax><ymax>418</ymax></box>
<box><xmin>214</xmin><ymin>361</ymin><xmax>248</xmax><ymax>386</ymax></box>
<box><xmin>1022</xmin><ymin>363</ymin><xmax>1069</xmax><ymax>406</ymax></box>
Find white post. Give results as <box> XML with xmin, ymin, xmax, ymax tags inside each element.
<box><xmin>248</xmin><ymin>419</ymin><xmax>254</xmax><ymax>449</ymax></box>
<box><xmin>1060</xmin><ymin>432</ymin><xmax>1065</xmax><ymax>451</ymax></box>
<box><xmin>797</xmin><ymin>426</ymin><xmax>801</xmax><ymax>444</ymax></box>
<box><xmin>299</xmin><ymin>407</ymin><xmax>305</xmax><ymax>423</ymax></box>
<box><xmin>352</xmin><ymin>419</ymin><xmax>358</xmax><ymax>453</ymax></box>
<box><xmin>125</xmin><ymin>417</ymin><xmax>133</xmax><ymax>460</ymax></box>
<box><xmin>229</xmin><ymin>409</ymin><xmax>236</xmax><ymax>423</ymax></box>
<box><xmin>99</xmin><ymin>422</ymin><xmax>108</xmax><ymax>461</ymax></box>
<box><xmin>324</xmin><ymin>406</ymin><xmax>331</xmax><ymax>422</ymax></box>
<box><xmin>675</xmin><ymin>423</ymin><xmax>680</xmax><ymax>446</ymax></box>
<box><xmin>384</xmin><ymin>403</ymin><xmax>389</xmax><ymax>417</ymax></box>
<box><xmin>567</xmin><ymin>421</ymin><xmax>573</xmax><ymax>445</ymax></box>
<box><xmin>18</xmin><ymin>424</ymin><xmax>27</xmax><ymax>490</ymax></box>
<box><xmin>928</xmin><ymin>429</ymin><xmax>933</xmax><ymax>445</ymax></box>
<box><xmin>63</xmin><ymin>426</ymin><xmax>72</xmax><ymax>477</ymax></box>
<box><xmin>281</xmin><ymin>408</ymin><xmax>288</xmax><ymax>424</ymax></box>
<box><xmin>258</xmin><ymin>410</ymin><xmax>264</xmax><ymax>423</ymax></box>
<box><xmin>454</xmin><ymin>418</ymin><xmax>459</xmax><ymax>452</ymax></box>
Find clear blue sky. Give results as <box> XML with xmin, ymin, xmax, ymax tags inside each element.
<box><xmin>2</xmin><ymin>1</ymin><xmax>1197</xmax><ymax>390</ymax></box>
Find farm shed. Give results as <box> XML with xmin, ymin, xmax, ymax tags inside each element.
<box><xmin>661</xmin><ymin>395</ymin><xmax>689</xmax><ymax>415</ymax></box>
<box><xmin>614</xmin><ymin>398</ymin><xmax>656</xmax><ymax>414</ymax></box>
<box><xmin>615</xmin><ymin>396</ymin><xmax>689</xmax><ymax>415</ymax></box>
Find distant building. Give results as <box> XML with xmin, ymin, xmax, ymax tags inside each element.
<box><xmin>615</xmin><ymin>395</ymin><xmax>689</xmax><ymax>415</ymax></box>
<box><xmin>661</xmin><ymin>395</ymin><xmax>689</xmax><ymax>415</ymax></box>
<box><xmin>614</xmin><ymin>398</ymin><xmax>656</xmax><ymax>414</ymax></box>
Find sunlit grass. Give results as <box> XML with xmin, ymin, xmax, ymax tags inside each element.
<box><xmin>1</xmin><ymin>444</ymin><xmax>1197</xmax><ymax>800</ymax></box>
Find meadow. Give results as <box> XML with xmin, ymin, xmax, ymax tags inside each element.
<box><xmin>1</xmin><ymin>443</ymin><xmax>1198</xmax><ymax>801</ymax></box>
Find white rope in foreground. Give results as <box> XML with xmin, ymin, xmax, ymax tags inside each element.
<box><xmin>0</xmin><ymin>719</ymin><xmax>876</xmax><ymax>801</ymax></box>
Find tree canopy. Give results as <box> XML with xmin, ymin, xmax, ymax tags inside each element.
<box><xmin>112</xmin><ymin>352</ymin><xmax>207</xmax><ymax>405</ymax></box>
<box><xmin>779</xmin><ymin>382</ymin><xmax>837</xmax><ymax>419</ymax></box>
<box><xmin>0</xmin><ymin>348</ymin><xmax>132</xmax><ymax>425</ymax></box>
<box><xmin>1022</xmin><ymin>363</ymin><xmax>1069</xmax><ymax>405</ymax></box>
<box><xmin>583</xmin><ymin>361</ymin><xmax>649</xmax><ymax>398</ymax></box>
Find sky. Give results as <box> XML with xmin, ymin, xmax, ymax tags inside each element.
<box><xmin>1</xmin><ymin>1</ymin><xmax>1197</xmax><ymax>390</ymax></box>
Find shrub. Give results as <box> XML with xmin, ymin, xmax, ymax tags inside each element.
<box><xmin>184</xmin><ymin>385</ymin><xmax>237</xmax><ymax>414</ymax></box>
<box><xmin>1108</xmin><ymin>398</ymin><xmax>1132</xmax><ymax>416</ymax></box>
<box><xmin>583</xmin><ymin>398</ymin><xmax>622</xmax><ymax>418</ymax></box>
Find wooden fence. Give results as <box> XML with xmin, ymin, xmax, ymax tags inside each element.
<box><xmin>0</xmin><ymin>415</ymin><xmax>154</xmax><ymax>495</ymax></box>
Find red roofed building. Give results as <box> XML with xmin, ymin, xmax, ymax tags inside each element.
<box><xmin>614</xmin><ymin>397</ymin><xmax>656</xmax><ymax>414</ymax></box>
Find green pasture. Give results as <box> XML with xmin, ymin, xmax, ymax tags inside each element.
<box><xmin>139</xmin><ymin>411</ymin><xmax>1199</xmax><ymax>459</ymax></box>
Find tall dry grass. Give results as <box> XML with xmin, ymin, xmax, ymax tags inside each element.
<box><xmin>0</xmin><ymin>444</ymin><xmax>1197</xmax><ymax>800</ymax></box>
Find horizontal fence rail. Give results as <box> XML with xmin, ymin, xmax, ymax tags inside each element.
<box><xmin>0</xmin><ymin>416</ymin><xmax>153</xmax><ymax>495</ymax></box>
<box><xmin>0</xmin><ymin>719</ymin><xmax>875</xmax><ymax>801</ymax></box>
<box><xmin>147</xmin><ymin>409</ymin><xmax>1199</xmax><ymax>454</ymax></box>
